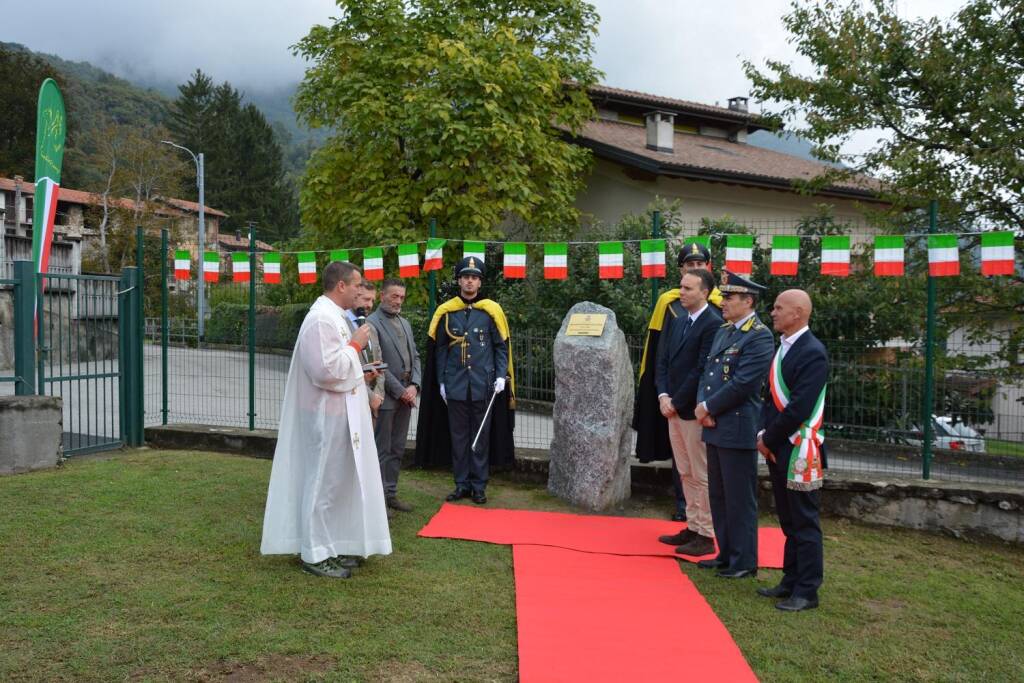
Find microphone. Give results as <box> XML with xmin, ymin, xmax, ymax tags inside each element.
<box><xmin>354</xmin><ymin>307</ymin><xmax>373</xmax><ymax>354</ymax></box>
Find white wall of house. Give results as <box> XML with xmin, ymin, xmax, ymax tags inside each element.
<box><xmin>945</xmin><ymin>320</ymin><xmax>1023</xmax><ymax>441</ymax></box>
<box><xmin>575</xmin><ymin>157</ymin><xmax>876</xmax><ymax>235</ymax></box>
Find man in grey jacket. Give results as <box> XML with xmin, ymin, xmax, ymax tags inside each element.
<box><xmin>368</xmin><ymin>278</ymin><xmax>422</xmax><ymax>513</ymax></box>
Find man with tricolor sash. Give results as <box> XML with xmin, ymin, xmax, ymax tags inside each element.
<box><xmin>633</xmin><ymin>241</ymin><xmax>723</xmax><ymax>521</ymax></box>
<box><xmin>415</xmin><ymin>256</ymin><xmax>515</xmax><ymax>504</ymax></box>
<box><xmin>757</xmin><ymin>289</ymin><xmax>828</xmax><ymax>612</ymax></box>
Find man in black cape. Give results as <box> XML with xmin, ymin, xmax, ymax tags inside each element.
<box><xmin>414</xmin><ymin>257</ymin><xmax>515</xmax><ymax>503</ymax></box>
<box><xmin>632</xmin><ymin>242</ymin><xmax>722</xmax><ymax>519</ymax></box>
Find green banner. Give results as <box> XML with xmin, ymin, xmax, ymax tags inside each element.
<box><xmin>32</xmin><ymin>78</ymin><xmax>67</xmax><ymax>276</ymax></box>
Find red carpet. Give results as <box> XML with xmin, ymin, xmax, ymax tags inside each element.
<box><xmin>514</xmin><ymin>545</ymin><xmax>758</xmax><ymax>682</ymax></box>
<box><xmin>419</xmin><ymin>503</ymin><xmax>784</xmax><ymax>568</ymax></box>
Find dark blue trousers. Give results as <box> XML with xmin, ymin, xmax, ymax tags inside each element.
<box><xmin>768</xmin><ymin>457</ymin><xmax>824</xmax><ymax>600</ymax></box>
<box><xmin>447</xmin><ymin>398</ymin><xmax>489</xmax><ymax>494</ymax></box>
<box><xmin>706</xmin><ymin>444</ymin><xmax>759</xmax><ymax>572</ymax></box>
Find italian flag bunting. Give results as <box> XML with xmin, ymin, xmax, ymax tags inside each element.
<box><xmin>263</xmin><ymin>253</ymin><xmax>281</xmax><ymax>283</ymax></box>
<box><xmin>397</xmin><ymin>243</ymin><xmax>420</xmax><ymax>277</ymax></box>
<box><xmin>504</xmin><ymin>243</ymin><xmax>526</xmax><ymax>278</ymax></box>
<box><xmin>463</xmin><ymin>241</ymin><xmax>486</xmax><ymax>261</ymax></box>
<box><xmin>203</xmin><ymin>251</ymin><xmax>219</xmax><ymax>283</ymax></box>
<box><xmin>232</xmin><ymin>252</ymin><xmax>250</xmax><ymax>282</ymax></box>
<box><xmin>771</xmin><ymin>236</ymin><xmax>799</xmax><ymax>276</ymax></box>
<box><xmin>544</xmin><ymin>243</ymin><xmax>568</xmax><ymax>280</ymax></box>
<box><xmin>980</xmin><ymin>231</ymin><xmax>1015</xmax><ymax>276</ymax></box>
<box><xmin>725</xmin><ymin>234</ymin><xmax>754</xmax><ymax>274</ymax></box>
<box><xmin>874</xmin><ymin>236</ymin><xmax>905</xmax><ymax>276</ymax></box>
<box><xmin>928</xmin><ymin>234</ymin><xmax>959</xmax><ymax>276</ymax></box>
<box><xmin>686</xmin><ymin>235</ymin><xmax>711</xmax><ymax>248</ymax></box>
<box><xmin>640</xmin><ymin>239</ymin><xmax>666</xmax><ymax>278</ymax></box>
<box><xmin>297</xmin><ymin>251</ymin><xmax>317</xmax><ymax>284</ymax></box>
<box><xmin>821</xmin><ymin>236</ymin><xmax>850</xmax><ymax>276</ymax></box>
<box><xmin>364</xmin><ymin>247</ymin><xmax>384</xmax><ymax>280</ymax></box>
<box><xmin>424</xmin><ymin>238</ymin><xmax>445</xmax><ymax>271</ymax></box>
<box><xmin>174</xmin><ymin>250</ymin><xmax>190</xmax><ymax>280</ymax></box>
<box><xmin>598</xmin><ymin>242</ymin><xmax>624</xmax><ymax>279</ymax></box>
<box><xmin>329</xmin><ymin>249</ymin><xmax>349</xmax><ymax>263</ymax></box>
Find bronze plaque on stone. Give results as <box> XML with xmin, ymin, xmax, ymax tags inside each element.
<box><xmin>565</xmin><ymin>313</ymin><xmax>607</xmax><ymax>336</ymax></box>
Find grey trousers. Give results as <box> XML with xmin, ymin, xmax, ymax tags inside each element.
<box><xmin>374</xmin><ymin>404</ymin><xmax>412</xmax><ymax>497</ymax></box>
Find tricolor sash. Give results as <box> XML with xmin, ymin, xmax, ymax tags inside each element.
<box><xmin>768</xmin><ymin>346</ymin><xmax>826</xmax><ymax>491</ymax></box>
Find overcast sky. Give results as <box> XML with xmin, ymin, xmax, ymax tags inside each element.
<box><xmin>3</xmin><ymin>0</ymin><xmax>965</xmax><ymax>126</ymax></box>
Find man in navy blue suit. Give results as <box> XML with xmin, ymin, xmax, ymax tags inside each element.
<box><xmin>654</xmin><ymin>268</ymin><xmax>722</xmax><ymax>557</ymax></box>
<box><xmin>694</xmin><ymin>270</ymin><xmax>774</xmax><ymax>579</ymax></box>
<box><xmin>757</xmin><ymin>289</ymin><xmax>828</xmax><ymax>612</ymax></box>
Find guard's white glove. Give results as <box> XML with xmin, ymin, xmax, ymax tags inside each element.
<box><xmin>493</xmin><ymin>377</ymin><xmax>506</xmax><ymax>394</ymax></box>
<box><xmin>440</xmin><ymin>384</ymin><xmax>447</xmax><ymax>404</ymax></box>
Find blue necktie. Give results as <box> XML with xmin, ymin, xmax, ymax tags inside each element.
<box><xmin>681</xmin><ymin>316</ymin><xmax>693</xmax><ymax>338</ymax></box>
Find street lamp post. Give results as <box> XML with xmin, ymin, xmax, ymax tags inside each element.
<box><xmin>161</xmin><ymin>140</ymin><xmax>207</xmax><ymax>338</ymax></box>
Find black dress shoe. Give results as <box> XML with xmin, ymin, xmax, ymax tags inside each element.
<box><xmin>696</xmin><ymin>558</ymin><xmax>726</xmax><ymax>570</ymax></box>
<box><xmin>471</xmin><ymin>492</ymin><xmax>487</xmax><ymax>504</ymax></box>
<box><xmin>776</xmin><ymin>596</ymin><xmax>819</xmax><ymax>612</ymax></box>
<box><xmin>658</xmin><ymin>529</ymin><xmax>694</xmax><ymax>546</ymax></box>
<box><xmin>445</xmin><ymin>489</ymin><xmax>470</xmax><ymax>502</ymax></box>
<box><xmin>757</xmin><ymin>585</ymin><xmax>792</xmax><ymax>599</ymax></box>
<box><xmin>716</xmin><ymin>568</ymin><xmax>758</xmax><ymax>579</ymax></box>
<box><xmin>674</xmin><ymin>535</ymin><xmax>716</xmax><ymax>557</ymax></box>
<box><xmin>671</xmin><ymin>510</ymin><xmax>687</xmax><ymax>522</ymax></box>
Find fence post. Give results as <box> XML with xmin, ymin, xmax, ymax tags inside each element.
<box><xmin>119</xmin><ymin>266</ymin><xmax>144</xmax><ymax>446</ymax></box>
<box><xmin>248</xmin><ymin>225</ymin><xmax>257</xmax><ymax>431</ymax></box>
<box><xmin>160</xmin><ymin>228</ymin><xmax>169</xmax><ymax>425</ymax></box>
<box><xmin>650</xmin><ymin>210</ymin><xmax>661</xmax><ymax>311</ymax></box>
<box><xmin>428</xmin><ymin>217</ymin><xmax>437</xmax><ymax>317</ymax></box>
<box><xmin>921</xmin><ymin>199</ymin><xmax>939</xmax><ymax>479</ymax></box>
<box><xmin>12</xmin><ymin>260</ymin><xmax>36</xmax><ymax>395</ymax></box>
<box><xmin>135</xmin><ymin>226</ymin><xmax>145</xmax><ymax>428</ymax></box>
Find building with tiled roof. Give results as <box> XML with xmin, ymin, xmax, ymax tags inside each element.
<box><xmin>573</xmin><ymin>84</ymin><xmax>883</xmax><ymax>230</ymax></box>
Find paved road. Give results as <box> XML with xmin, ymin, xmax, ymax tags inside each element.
<box><xmin>3</xmin><ymin>344</ymin><xmax>1020</xmax><ymax>486</ymax></box>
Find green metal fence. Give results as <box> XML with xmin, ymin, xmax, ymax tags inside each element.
<box><xmin>1</xmin><ymin>260</ymin><xmax>143</xmax><ymax>456</ymax></box>
<box><xmin>140</xmin><ymin>215</ymin><xmax>1024</xmax><ymax>486</ymax></box>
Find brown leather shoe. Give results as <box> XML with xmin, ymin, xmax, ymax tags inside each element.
<box><xmin>386</xmin><ymin>496</ymin><xmax>413</xmax><ymax>512</ymax></box>
<box><xmin>674</xmin><ymin>535</ymin><xmax>716</xmax><ymax>557</ymax></box>
<box><xmin>658</xmin><ymin>528</ymin><xmax>695</xmax><ymax>546</ymax></box>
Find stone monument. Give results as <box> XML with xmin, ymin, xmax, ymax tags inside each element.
<box><xmin>548</xmin><ymin>302</ymin><xmax>634</xmax><ymax>510</ymax></box>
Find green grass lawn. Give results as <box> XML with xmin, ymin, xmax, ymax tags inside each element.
<box><xmin>1</xmin><ymin>450</ymin><xmax>1023</xmax><ymax>682</ymax></box>
<box><xmin>987</xmin><ymin>438</ymin><xmax>1024</xmax><ymax>458</ymax></box>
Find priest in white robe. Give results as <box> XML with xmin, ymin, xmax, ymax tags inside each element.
<box><xmin>261</xmin><ymin>260</ymin><xmax>392</xmax><ymax>578</ymax></box>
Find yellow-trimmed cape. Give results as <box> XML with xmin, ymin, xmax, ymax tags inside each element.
<box><xmin>427</xmin><ymin>297</ymin><xmax>516</xmax><ymax>398</ymax></box>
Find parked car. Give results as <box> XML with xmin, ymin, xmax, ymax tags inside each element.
<box><xmin>895</xmin><ymin>416</ymin><xmax>987</xmax><ymax>453</ymax></box>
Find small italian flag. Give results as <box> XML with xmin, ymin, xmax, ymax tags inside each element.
<box><xmin>928</xmin><ymin>234</ymin><xmax>959</xmax><ymax>277</ymax></box>
<box><xmin>874</xmin><ymin>236</ymin><xmax>904</xmax><ymax>276</ymax></box>
<box><xmin>770</xmin><ymin>236</ymin><xmax>799</xmax><ymax>276</ymax></box>
<box><xmin>424</xmin><ymin>238</ymin><xmax>445</xmax><ymax>271</ymax></box>
<box><xmin>297</xmin><ymin>251</ymin><xmax>317</xmax><ymax>284</ymax></box>
<box><xmin>725</xmin><ymin>234</ymin><xmax>754</xmax><ymax>274</ymax></box>
<box><xmin>544</xmin><ymin>243</ymin><xmax>568</xmax><ymax>279</ymax></box>
<box><xmin>397</xmin><ymin>243</ymin><xmax>420</xmax><ymax>278</ymax></box>
<box><xmin>203</xmin><ymin>251</ymin><xmax>219</xmax><ymax>283</ymax></box>
<box><xmin>464</xmin><ymin>241</ymin><xmax>486</xmax><ymax>261</ymax></box>
<box><xmin>820</xmin><ymin>236</ymin><xmax>850</xmax><ymax>276</ymax></box>
<box><xmin>504</xmin><ymin>243</ymin><xmax>526</xmax><ymax>278</ymax></box>
<box><xmin>640</xmin><ymin>239</ymin><xmax>666</xmax><ymax>278</ymax></box>
<box><xmin>598</xmin><ymin>242</ymin><xmax>624</xmax><ymax>279</ymax></box>
<box><xmin>232</xmin><ymin>252</ymin><xmax>250</xmax><ymax>283</ymax></box>
<box><xmin>329</xmin><ymin>249</ymin><xmax>349</xmax><ymax>263</ymax></box>
<box><xmin>174</xmin><ymin>250</ymin><xmax>190</xmax><ymax>280</ymax></box>
<box><xmin>980</xmin><ymin>231</ymin><xmax>1015</xmax><ymax>276</ymax></box>
<box><xmin>263</xmin><ymin>253</ymin><xmax>281</xmax><ymax>284</ymax></box>
<box><xmin>364</xmin><ymin>247</ymin><xmax>384</xmax><ymax>280</ymax></box>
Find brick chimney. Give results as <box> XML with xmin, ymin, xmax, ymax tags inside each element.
<box><xmin>645</xmin><ymin>111</ymin><xmax>675</xmax><ymax>153</ymax></box>
<box><xmin>728</xmin><ymin>96</ymin><xmax>749</xmax><ymax>113</ymax></box>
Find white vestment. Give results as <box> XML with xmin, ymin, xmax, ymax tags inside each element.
<box><xmin>261</xmin><ymin>295</ymin><xmax>392</xmax><ymax>563</ymax></box>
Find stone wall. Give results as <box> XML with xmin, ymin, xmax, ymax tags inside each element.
<box><xmin>0</xmin><ymin>395</ymin><xmax>63</xmax><ymax>474</ymax></box>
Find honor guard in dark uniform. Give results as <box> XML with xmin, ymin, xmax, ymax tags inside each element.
<box><xmin>414</xmin><ymin>256</ymin><xmax>514</xmax><ymax>505</ymax></box>
<box><xmin>633</xmin><ymin>241</ymin><xmax>723</xmax><ymax>521</ymax></box>
<box><xmin>693</xmin><ymin>270</ymin><xmax>774</xmax><ymax>579</ymax></box>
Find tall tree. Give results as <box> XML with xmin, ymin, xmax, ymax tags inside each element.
<box><xmin>744</xmin><ymin>0</ymin><xmax>1024</xmax><ymax>229</ymax></box>
<box><xmin>293</xmin><ymin>0</ymin><xmax>601</xmax><ymax>247</ymax></box>
<box><xmin>0</xmin><ymin>46</ymin><xmax>60</xmax><ymax>178</ymax></box>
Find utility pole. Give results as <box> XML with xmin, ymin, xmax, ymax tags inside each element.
<box><xmin>161</xmin><ymin>141</ymin><xmax>207</xmax><ymax>339</ymax></box>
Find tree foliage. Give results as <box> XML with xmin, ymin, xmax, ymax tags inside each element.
<box><xmin>293</xmin><ymin>0</ymin><xmax>601</xmax><ymax>247</ymax></box>
<box><xmin>167</xmin><ymin>70</ymin><xmax>299</xmax><ymax>242</ymax></box>
<box><xmin>0</xmin><ymin>47</ymin><xmax>60</xmax><ymax>179</ymax></box>
<box><xmin>744</xmin><ymin>0</ymin><xmax>1024</xmax><ymax>229</ymax></box>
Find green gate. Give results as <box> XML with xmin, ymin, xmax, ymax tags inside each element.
<box><xmin>8</xmin><ymin>260</ymin><xmax>144</xmax><ymax>456</ymax></box>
